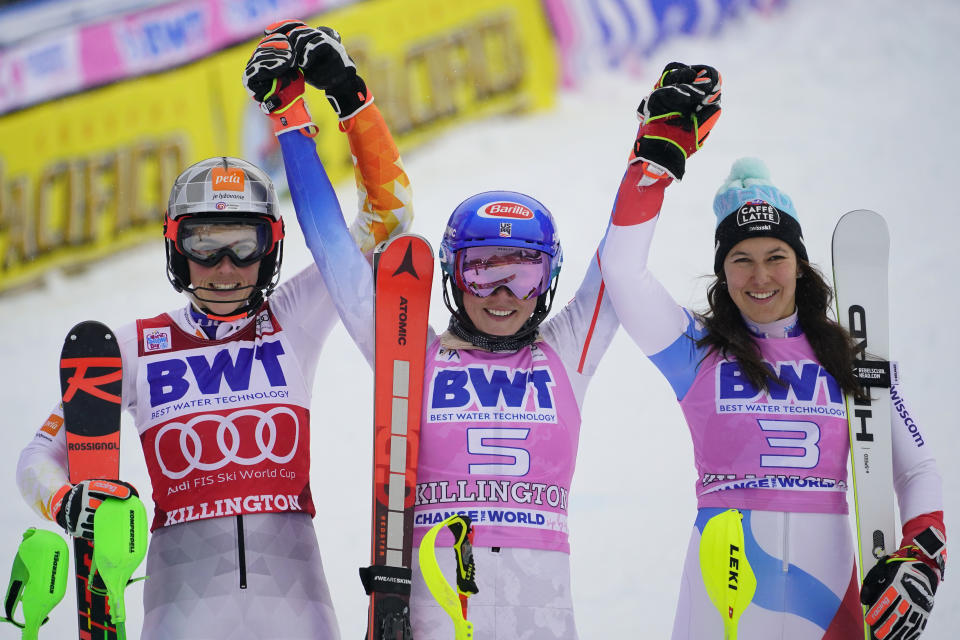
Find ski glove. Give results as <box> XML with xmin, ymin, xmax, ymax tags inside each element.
<box><xmin>51</xmin><ymin>479</ymin><xmax>138</xmax><ymax>540</ymax></box>
<box><xmin>861</xmin><ymin>524</ymin><xmax>946</xmax><ymax>640</ymax></box>
<box><xmin>243</xmin><ymin>32</ymin><xmax>317</xmax><ymax>136</ymax></box>
<box><xmin>264</xmin><ymin>20</ymin><xmax>372</xmax><ymax>122</ymax></box>
<box><xmin>630</xmin><ymin>62</ymin><xmax>722</xmax><ymax>181</ymax></box>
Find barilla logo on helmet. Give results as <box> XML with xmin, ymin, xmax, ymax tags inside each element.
<box><xmin>477</xmin><ymin>201</ymin><xmax>534</xmax><ymax>220</ymax></box>
<box><xmin>210</xmin><ymin>167</ymin><xmax>245</xmax><ymax>192</ymax></box>
<box><xmin>736</xmin><ymin>199</ymin><xmax>781</xmax><ymax>226</ymax></box>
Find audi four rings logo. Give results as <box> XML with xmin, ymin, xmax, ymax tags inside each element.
<box><xmin>155</xmin><ymin>407</ymin><xmax>299</xmax><ymax>479</ymax></box>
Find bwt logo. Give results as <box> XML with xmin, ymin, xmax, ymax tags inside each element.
<box><xmin>431</xmin><ymin>366</ymin><xmax>555</xmax><ymax>409</ymax></box>
<box><xmin>477</xmin><ymin>202</ymin><xmax>534</xmax><ymax>220</ymax></box>
<box><xmin>147</xmin><ymin>340</ymin><xmax>287</xmax><ymax>407</ymax></box>
<box><xmin>718</xmin><ymin>360</ymin><xmax>843</xmax><ymax>404</ymax></box>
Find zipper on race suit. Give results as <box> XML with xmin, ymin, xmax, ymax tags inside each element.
<box><xmin>237</xmin><ymin>515</ymin><xmax>248</xmax><ymax>589</ymax></box>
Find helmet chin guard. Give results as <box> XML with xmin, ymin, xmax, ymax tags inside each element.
<box><xmin>163</xmin><ymin>157</ymin><xmax>284</xmax><ymax>320</ymax></box>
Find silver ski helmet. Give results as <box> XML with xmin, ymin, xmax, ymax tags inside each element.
<box><xmin>163</xmin><ymin>157</ymin><xmax>284</xmax><ymax>318</ymax></box>
<box><xmin>439</xmin><ymin>191</ymin><xmax>562</xmax><ymax>350</ymax></box>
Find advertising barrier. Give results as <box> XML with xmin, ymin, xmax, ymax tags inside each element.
<box><xmin>542</xmin><ymin>0</ymin><xmax>788</xmax><ymax>86</ymax></box>
<box><xmin>0</xmin><ymin>0</ymin><xmax>557</xmax><ymax>293</ymax></box>
<box><xmin>0</xmin><ymin>0</ymin><xmax>358</xmax><ymax>116</ymax></box>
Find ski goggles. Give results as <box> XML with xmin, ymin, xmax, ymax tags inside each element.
<box><xmin>165</xmin><ymin>216</ymin><xmax>283</xmax><ymax>267</ymax></box>
<box><xmin>454</xmin><ymin>246</ymin><xmax>552</xmax><ymax>300</ymax></box>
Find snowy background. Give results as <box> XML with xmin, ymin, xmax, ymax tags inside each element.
<box><xmin>1</xmin><ymin>0</ymin><xmax>958</xmax><ymax>637</ymax></box>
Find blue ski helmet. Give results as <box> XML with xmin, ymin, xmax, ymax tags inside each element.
<box><xmin>439</xmin><ymin>191</ymin><xmax>562</xmax><ymax>281</ymax></box>
<box><xmin>439</xmin><ymin>191</ymin><xmax>563</xmax><ymax>351</ymax></box>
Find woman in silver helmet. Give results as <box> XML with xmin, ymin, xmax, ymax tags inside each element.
<box><xmin>16</xmin><ymin>53</ymin><xmax>412</xmax><ymax>639</ymax></box>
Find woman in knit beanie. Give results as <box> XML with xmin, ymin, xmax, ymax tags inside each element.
<box><xmin>600</xmin><ymin>62</ymin><xmax>946</xmax><ymax>640</ymax></box>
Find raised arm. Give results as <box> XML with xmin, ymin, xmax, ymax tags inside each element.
<box><xmin>244</xmin><ymin>21</ymin><xmax>416</xmax><ymax>365</ymax></box>
<box><xmin>282</xmin><ymin>130</ymin><xmax>376</xmax><ymax>364</ymax></box>
<box><xmin>600</xmin><ymin>63</ymin><xmax>721</xmax><ymax>398</ymax></box>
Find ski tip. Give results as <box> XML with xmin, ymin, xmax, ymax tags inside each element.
<box><xmin>64</xmin><ymin>320</ymin><xmax>118</xmax><ymax>343</ymax></box>
<box><xmin>836</xmin><ymin>209</ymin><xmax>888</xmax><ymax>228</ymax></box>
<box><xmin>383</xmin><ymin>233</ymin><xmax>434</xmax><ymax>253</ymax></box>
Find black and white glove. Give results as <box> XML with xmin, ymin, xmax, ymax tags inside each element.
<box><xmin>629</xmin><ymin>62</ymin><xmax>722</xmax><ymax>181</ymax></box>
<box><xmin>243</xmin><ymin>32</ymin><xmax>317</xmax><ymax>135</ymax></box>
<box><xmin>51</xmin><ymin>479</ymin><xmax>138</xmax><ymax>540</ymax></box>
<box><xmin>861</xmin><ymin>524</ymin><xmax>946</xmax><ymax>640</ymax></box>
<box><xmin>264</xmin><ymin>19</ymin><xmax>372</xmax><ymax>121</ymax></box>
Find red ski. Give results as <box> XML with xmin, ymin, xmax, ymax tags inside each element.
<box><xmin>361</xmin><ymin>234</ymin><xmax>433</xmax><ymax>640</ymax></box>
<box><xmin>59</xmin><ymin>321</ymin><xmax>123</xmax><ymax>640</ymax></box>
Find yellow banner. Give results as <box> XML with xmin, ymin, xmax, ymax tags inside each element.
<box><xmin>0</xmin><ymin>0</ymin><xmax>556</xmax><ymax>293</ymax></box>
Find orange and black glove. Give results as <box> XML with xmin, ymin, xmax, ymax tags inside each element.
<box><xmin>629</xmin><ymin>62</ymin><xmax>722</xmax><ymax>181</ymax></box>
<box><xmin>51</xmin><ymin>479</ymin><xmax>138</xmax><ymax>540</ymax></box>
<box><xmin>861</xmin><ymin>516</ymin><xmax>946</xmax><ymax>640</ymax></box>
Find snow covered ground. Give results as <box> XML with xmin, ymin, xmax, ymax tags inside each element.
<box><xmin>1</xmin><ymin>0</ymin><xmax>957</xmax><ymax>637</ymax></box>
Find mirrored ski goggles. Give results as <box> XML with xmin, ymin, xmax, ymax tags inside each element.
<box><xmin>166</xmin><ymin>216</ymin><xmax>283</xmax><ymax>267</ymax></box>
<box><xmin>454</xmin><ymin>246</ymin><xmax>552</xmax><ymax>300</ymax></box>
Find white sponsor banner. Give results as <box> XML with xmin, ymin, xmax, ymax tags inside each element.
<box><xmin>0</xmin><ymin>0</ymin><xmax>359</xmax><ymax>114</ymax></box>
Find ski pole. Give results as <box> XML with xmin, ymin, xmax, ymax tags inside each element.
<box><xmin>446</xmin><ymin>516</ymin><xmax>477</xmax><ymax>620</ymax></box>
<box><xmin>1</xmin><ymin>528</ymin><xmax>69</xmax><ymax>640</ymax></box>
<box><xmin>417</xmin><ymin>515</ymin><xmax>478</xmax><ymax>640</ymax></box>
<box><xmin>699</xmin><ymin>509</ymin><xmax>756</xmax><ymax>640</ymax></box>
<box><xmin>88</xmin><ymin>495</ymin><xmax>148</xmax><ymax>640</ymax></box>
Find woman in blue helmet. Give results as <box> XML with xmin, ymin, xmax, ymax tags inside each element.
<box><xmin>244</xmin><ymin>23</ymin><xmax>619</xmax><ymax>640</ymax></box>
<box><xmin>301</xmin><ymin>186</ymin><xmax>615</xmax><ymax>640</ymax></box>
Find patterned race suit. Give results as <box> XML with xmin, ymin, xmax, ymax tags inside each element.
<box><xmin>16</xmin><ymin>104</ymin><xmax>411</xmax><ymax>640</ymax></box>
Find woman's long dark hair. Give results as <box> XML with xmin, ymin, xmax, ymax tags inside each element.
<box><xmin>695</xmin><ymin>259</ymin><xmax>864</xmax><ymax>399</ymax></box>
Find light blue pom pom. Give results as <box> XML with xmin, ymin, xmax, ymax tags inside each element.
<box><xmin>729</xmin><ymin>157</ymin><xmax>770</xmax><ymax>182</ymax></box>
<box><xmin>713</xmin><ymin>157</ymin><xmax>797</xmax><ymax>226</ymax></box>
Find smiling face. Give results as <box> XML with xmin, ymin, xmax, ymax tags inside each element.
<box><xmin>187</xmin><ymin>256</ymin><xmax>261</xmax><ymax>317</ymax></box>
<box><xmin>722</xmin><ymin>236</ymin><xmax>799</xmax><ymax>324</ymax></box>
<box><xmin>461</xmin><ymin>286</ymin><xmax>538</xmax><ymax>336</ymax></box>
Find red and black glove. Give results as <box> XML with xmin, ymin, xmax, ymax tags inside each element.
<box><xmin>264</xmin><ymin>20</ymin><xmax>372</xmax><ymax>122</ymax></box>
<box><xmin>243</xmin><ymin>31</ymin><xmax>317</xmax><ymax>136</ymax></box>
<box><xmin>629</xmin><ymin>62</ymin><xmax>722</xmax><ymax>181</ymax></box>
<box><xmin>51</xmin><ymin>479</ymin><xmax>138</xmax><ymax>540</ymax></box>
<box><xmin>861</xmin><ymin>516</ymin><xmax>946</xmax><ymax>640</ymax></box>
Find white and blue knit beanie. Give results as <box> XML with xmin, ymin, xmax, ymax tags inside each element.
<box><xmin>712</xmin><ymin>158</ymin><xmax>807</xmax><ymax>274</ymax></box>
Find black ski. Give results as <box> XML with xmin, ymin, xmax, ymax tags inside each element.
<box><xmin>59</xmin><ymin>321</ymin><xmax>123</xmax><ymax>640</ymax></box>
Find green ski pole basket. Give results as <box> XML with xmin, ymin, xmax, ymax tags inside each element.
<box><xmin>1</xmin><ymin>528</ymin><xmax>69</xmax><ymax>640</ymax></box>
<box><xmin>89</xmin><ymin>495</ymin><xmax>148</xmax><ymax>629</ymax></box>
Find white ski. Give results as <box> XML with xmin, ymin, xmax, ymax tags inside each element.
<box><xmin>831</xmin><ymin>210</ymin><xmax>897</xmax><ymax>598</ymax></box>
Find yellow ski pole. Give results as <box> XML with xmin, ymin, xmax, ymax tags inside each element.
<box><xmin>417</xmin><ymin>515</ymin><xmax>478</xmax><ymax>640</ymax></box>
<box><xmin>699</xmin><ymin>509</ymin><xmax>757</xmax><ymax>640</ymax></box>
